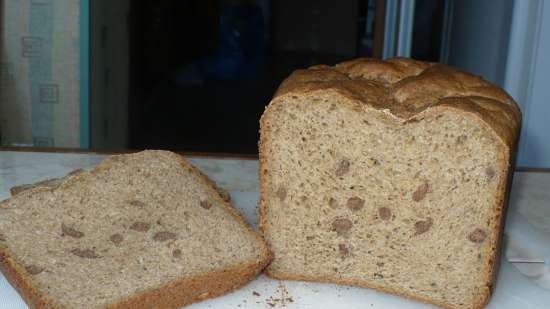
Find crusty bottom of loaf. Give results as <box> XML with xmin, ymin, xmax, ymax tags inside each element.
<box><xmin>265</xmin><ymin>270</ymin><xmax>490</xmax><ymax>309</ymax></box>
<box><xmin>259</xmin><ymin>93</ymin><xmax>509</xmax><ymax>309</ymax></box>
<box><xmin>0</xmin><ymin>248</ymin><xmax>271</xmax><ymax>309</ymax></box>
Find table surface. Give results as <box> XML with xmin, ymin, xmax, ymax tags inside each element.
<box><xmin>0</xmin><ymin>151</ymin><xmax>549</xmax><ymax>309</ymax></box>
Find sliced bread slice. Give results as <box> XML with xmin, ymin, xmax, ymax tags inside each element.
<box><xmin>9</xmin><ymin>169</ymin><xmax>85</xmax><ymax>196</ymax></box>
<box><xmin>259</xmin><ymin>58</ymin><xmax>521</xmax><ymax>309</ymax></box>
<box><xmin>0</xmin><ymin>150</ymin><xmax>271</xmax><ymax>309</ymax></box>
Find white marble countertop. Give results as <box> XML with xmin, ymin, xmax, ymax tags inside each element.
<box><xmin>0</xmin><ymin>151</ymin><xmax>549</xmax><ymax>308</ymax></box>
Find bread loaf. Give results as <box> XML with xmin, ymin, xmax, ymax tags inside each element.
<box><xmin>0</xmin><ymin>150</ymin><xmax>271</xmax><ymax>309</ymax></box>
<box><xmin>259</xmin><ymin>58</ymin><xmax>521</xmax><ymax>309</ymax></box>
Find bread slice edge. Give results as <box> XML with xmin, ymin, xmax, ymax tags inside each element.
<box><xmin>0</xmin><ymin>151</ymin><xmax>273</xmax><ymax>309</ymax></box>
<box><xmin>0</xmin><ymin>246</ymin><xmax>271</xmax><ymax>309</ymax></box>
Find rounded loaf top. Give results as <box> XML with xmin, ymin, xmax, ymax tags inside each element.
<box><xmin>272</xmin><ymin>57</ymin><xmax>521</xmax><ymax>149</ymax></box>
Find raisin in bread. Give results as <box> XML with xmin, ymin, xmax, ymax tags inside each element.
<box><xmin>259</xmin><ymin>58</ymin><xmax>521</xmax><ymax>309</ymax></box>
<box><xmin>0</xmin><ymin>150</ymin><xmax>271</xmax><ymax>309</ymax></box>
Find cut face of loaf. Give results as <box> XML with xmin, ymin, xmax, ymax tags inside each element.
<box><xmin>0</xmin><ymin>150</ymin><xmax>271</xmax><ymax>309</ymax></box>
<box><xmin>259</xmin><ymin>58</ymin><xmax>521</xmax><ymax>309</ymax></box>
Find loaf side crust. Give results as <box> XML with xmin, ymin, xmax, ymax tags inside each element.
<box><xmin>258</xmin><ymin>58</ymin><xmax>521</xmax><ymax>309</ymax></box>
<box><xmin>0</xmin><ymin>151</ymin><xmax>272</xmax><ymax>309</ymax></box>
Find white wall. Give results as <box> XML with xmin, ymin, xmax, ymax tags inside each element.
<box><xmin>514</xmin><ymin>0</ymin><xmax>550</xmax><ymax>168</ymax></box>
<box><xmin>446</xmin><ymin>0</ymin><xmax>514</xmax><ymax>86</ymax></box>
<box><xmin>446</xmin><ymin>0</ymin><xmax>550</xmax><ymax>168</ymax></box>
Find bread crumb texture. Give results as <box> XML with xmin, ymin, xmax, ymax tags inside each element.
<box><xmin>0</xmin><ymin>150</ymin><xmax>268</xmax><ymax>309</ymax></box>
<box><xmin>260</xmin><ymin>58</ymin><xmax>521</xmax><ymax>309</ymax></box>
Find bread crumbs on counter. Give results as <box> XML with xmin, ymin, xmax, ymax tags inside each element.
<box><xmin>265</xmin><ymin>282</ymin><xmax>294</xmax><ymax>307</ymax></box>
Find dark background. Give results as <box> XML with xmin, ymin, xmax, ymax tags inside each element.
<box><xmin>120</xmin><ymin>0</ymin><xmax>443</xmax><ymax>154</ymax></box>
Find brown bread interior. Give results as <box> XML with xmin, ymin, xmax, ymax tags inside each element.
<box><xmin>259</xmin><ymin>57</ymin><xmax>521</xmax><ymax>309</ymax></box>
<box><xmin>0</xmin><ymin>150</ymin><xmax>270</xmax><ymax>309</ymax></box>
